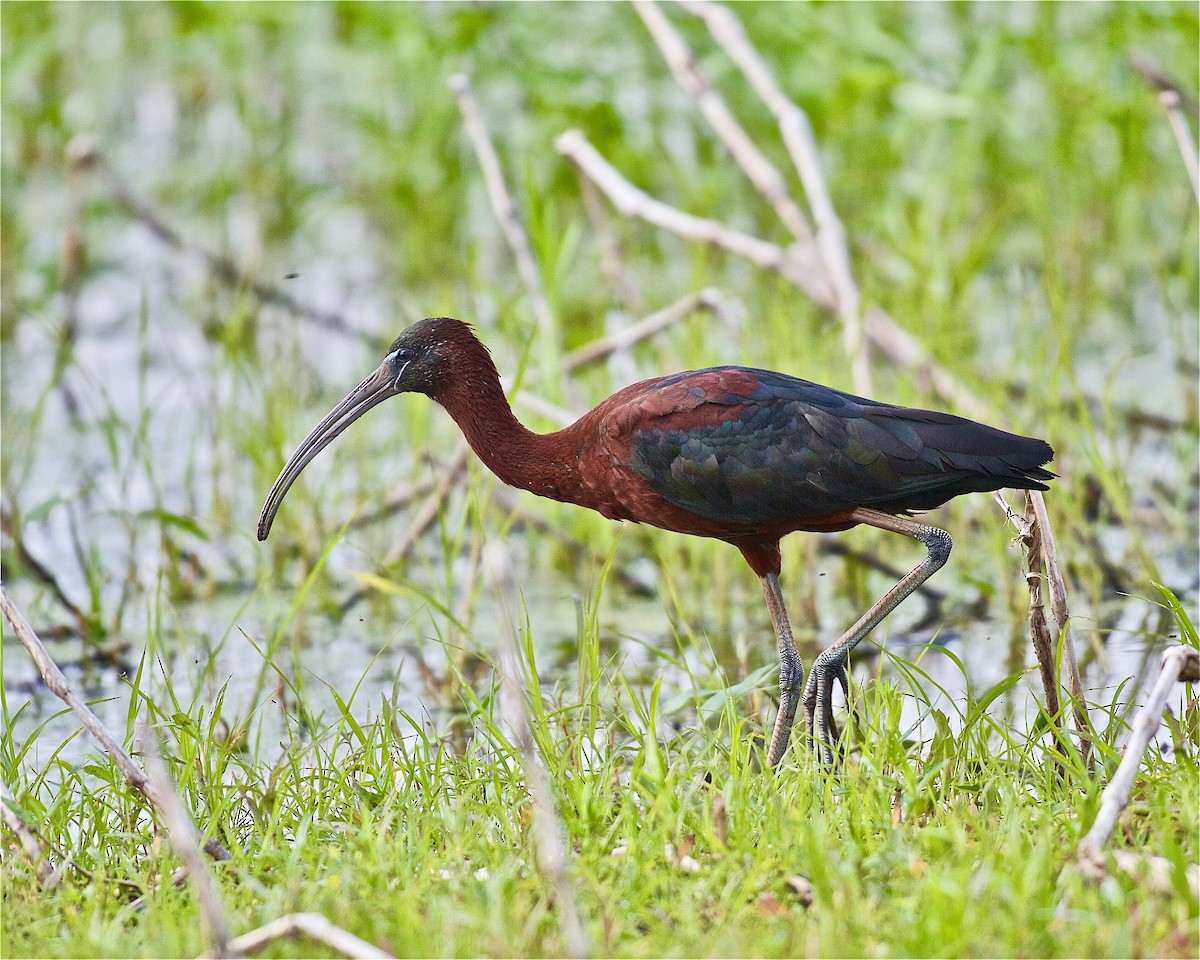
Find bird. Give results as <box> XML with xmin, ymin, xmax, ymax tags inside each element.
<box><xmin>258</xmin><ymin>316</ymin><xmax>1055</xmax><ymax>765</ymax></box>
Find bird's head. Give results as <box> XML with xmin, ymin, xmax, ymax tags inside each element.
<box><xmin>256</xmin><ymin>317</ymin><xmax>479</xmax><ymax>541</ymax></box>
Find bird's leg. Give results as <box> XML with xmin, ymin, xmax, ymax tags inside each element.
<box><xmin>803</xmin><ymin>508</ymin><xmax>953</xmax><ymax>764</ymax></box>
<box><xmin>761</xmin><ymin>572</ymin><xmax>804</xmax><ymax>766</ymax></box>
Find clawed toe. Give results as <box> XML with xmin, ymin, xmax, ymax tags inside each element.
<box><xmin>802</xmin><ymin>657</ymin><xmax>851</xmax><ymax>765</ymax></box>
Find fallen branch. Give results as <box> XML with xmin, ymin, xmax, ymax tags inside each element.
<box><xmin>1077</xmin><ymin>645</ymin><xmax>1199</xmax><ymax>859</ymax></box>
<box><xmin>198</xmin><ymin>912</ymin><xmax>394</xmax><ymax>960</ymax></box>
<box><xmin>141</xmin><ymin>723</ymin><xmax>231</xmax><ymax>958</ymax></box>
<box><xmin>556</xmin><ymin>128</ymin><xmax>834</xmax><ymax>306</ymax></box>
<box><xmin>633</xmin><ymin>0</ymin><xmax>815</xmax><ymax>248</ymax></box>
<box><xmin>1020</xmin><ymin>494</ymin><xmax>1063</xmax><ymax>721</ymax></box>
<box><xmin>666</xmin><ymin>0</ymin><xmax>870</xmax><ymax>395</ymax></box>
<box><xmin>1028</xmin><ymin>490</ymin><xmax>1091</xmax><ymax>762</ymax></box>
<box><xmin>0</xmin><ymin>586</ymin><xmax>232</xmax><ymax>862</ymax></box>
<box><xmin>449</xmin><ymin>74</ymin><xmax>554</xmax><ymax>337</ymax></box>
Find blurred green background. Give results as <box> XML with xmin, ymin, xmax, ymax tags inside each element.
<box><xmin>4</xmin><ymin>0</ymin><xmax>1196</xmax><ymax>659</ymax></box>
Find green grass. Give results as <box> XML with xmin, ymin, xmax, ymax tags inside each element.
<box><xmin>2</xmin><ymin>600</ymin><xmax>1197</xmax><ymax>958</ymax></box>
<box><xmin>2</xmin><ymin>1</ymin><xmax>1198</xmax><ymax>957</ymax></box>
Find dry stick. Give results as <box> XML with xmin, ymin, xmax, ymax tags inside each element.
<box><xmin>199</xmin><ymin>913</ymin><xmax>394</xmax><ymax>960</ymax></box>
<box><xmin>556</xmin><ymin>129</ymin><xmax>834</xmax><ymax>308</ymax></box>
<box><xmin>140</xmin><ymin>723</ymin><xmax>231</xmax><ymax>958</ymax></box>
<box><xmin>0</xmin><ymin>586</ymin><xmax>233</xmax><ymax>862</ymax></box>
<box><xmin>1028</xmin><ymin>490</ymin><xmax>1091</xmax><ymax>762</ymax></box>
<box><xmin>1160</xmin><ymin>90</ymin><xmax>1200</xmax><ymax>203</ymax></box>
<box><xmin>66</xmin><ymin>137</ymin><xmax>374</xmax><ymax>346</ymax></box>
<box><xmin>0</xmin><ymin>776</ymin><xmax>56</xmax><ymax>887</ymax></box>
<box><xmin>1077</xmin><ymin>645</ymin><xmax>1200</xmax><ymax>859</ymax></box>
<box><xmin>484</xmin><ymin>543</ymin><xmax>590</xmax><ymax>959</ymax></box>
<box><xmin>1128</xmin><ymin>52</ymin><xmax>1200</xmax><ymax>203</ymax></box>
<box><xmin>632</xmin><ymin>0</ymin><xmax>815</xmax><ymax>250</ymax></box>
<box><xmin>676</xmin><ymin>0</ymin><xmax>870</xmax><ymax>395</ymax></box>
<box><xmin>449</xmin><ymin>74</ymin><xmax>554</xmax><ymax>338</ymax></box>
<box><xmin>1129</xmin><ymin>49</ymin><xmax>1200</xmax><ymax>118</ymax></box>
<box><xmin>562</xmin><ymin>288</ymin><xmax>723</xmax><ymax>373</ymax></box>
<box><xmin>556</xmin><ymin>129</ymin><xmax>991</xmax><ymax>421</ymax></box>
<box><xmin>1005</xmin><ymin>494</ymin><xmax>1062</xmax><ymax>720</ymax></box>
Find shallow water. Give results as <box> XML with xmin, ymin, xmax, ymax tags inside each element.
<box><xmin>4</xmin><ymin>5</ymin><xmax>1197</xmax><ymax>773</ymax></box>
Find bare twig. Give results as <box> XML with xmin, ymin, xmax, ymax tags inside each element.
<box><xmin>1161</xmin><ymin>90</ymin><xmax>1200</xmax><ymax>203</ymax></box>
<box><xmin>556</xmin><ymin>135</ymin><xmax>990</xmax><ymax>420</ymax></box>
<box><xmin>1129</xmin><ymin>50</ymin><xmax>1200</xmax><ymax>118</ymax></box>
<box><xmin>1077</xmin><ymin>645</ymin><xmax>1199</xmax><ymax>858</ymax></box>
<box><xmin>562</xmin><ymin>288</ymin><xmax>723</xmax><ymax>373</ymax></box>
<box><xmin>556</xmin><ymin>129</ymin><xmax>834</xmax><ymax>306</ymax></box>
<box><xmin>633</xmin><ymin>0</ymin><xmax>815</xmax><ymax>249</ymax></box>
<box><xmin>675</xmin><ymin>0</ymin><xmax>869</xmax><ymax>394</ymax></box>
<box><xmin>1020</xmin><ymin>494</ymin><xmax>1063</xmax><ymax>722</ymax></box>
<box><xmin>65</xmin><ymin>137</ymin><xmax>375</xmax><ymax>346</ymax></box>
<box><xmin>0</xmin><ymin>586</ymin><xmax>232</xmax><ymax>862</ymax></box>
<box><xmin>483</xmin><ymin>541</ymin><xmax>590</xmax><ymax>959</ymax></box>
<box><xmin>141</xmin><ymin>723</ymin><xmax>231</xmax><ymax>958</ymax></box>
<box><xmin>0</xmin><ymin>776</ymin><xmax>56</xmax><ymax>887</ymax></box>
<box><xmin>1128</xmin><ymin>52</ymin><xmax>1200</xmax><ymax>202</ymax></box>
<box><xmin>201</xmin><ymin>913</ymin><xmax>394</xmax><ymax>960</ymax></box>
<box><xmin>1028</xmin><ymin>490</ymin><xmax>1091</xmax><ymax>762</ymax></box>
<box><xmin>449</xmin><ymin>74</ymin><xmax>554</xmax><ymax>337</ymax></box>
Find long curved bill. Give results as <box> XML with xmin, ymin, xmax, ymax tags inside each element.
<box><xmin>257</xmin><ymin>361</ymin><xmax>397</xmax><ymax>541</ymax></box>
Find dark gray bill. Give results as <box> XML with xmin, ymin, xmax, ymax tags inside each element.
<box><xmin>257</xmin><ymin>361</ymin><xmax>396</xmax><ymax>541</ymax></box>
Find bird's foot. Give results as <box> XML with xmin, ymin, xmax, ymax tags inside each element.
<box><xmin>802</xmin><ymin>653</ymin><xmax>851</xmax><ymax>766</ymax></box>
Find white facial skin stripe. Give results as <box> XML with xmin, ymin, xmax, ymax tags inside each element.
<box><xmin>391</xmin><ymin>360</ymin><xmax>410</xmax><ymax>391</ymax></box>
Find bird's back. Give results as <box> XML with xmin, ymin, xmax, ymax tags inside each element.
<box><xmin>592</xmin><ymin>366</ymin><xmax>1054</xmax><ymax>535</ymax></box>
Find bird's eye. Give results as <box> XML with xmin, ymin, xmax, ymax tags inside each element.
<box><xmin>386</xmin><ymin>347</ymin><xmax>414</xmax><ymax>366</ymax></box>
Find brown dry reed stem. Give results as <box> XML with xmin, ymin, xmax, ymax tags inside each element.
<box><xmin>65</xmin><ymin>136</ymin><xmax>376</xmax><ymax>347</ymax></box>
<box><xmin>1160</xmin><ymin>90</ymin><xmax>1200</xmax><ymax>203</ymax></box>
<box><xmin>1</xmin><ymin>775</ymin><xmax>56</xmax><ymax>887</ymax></box>
<box><xmin>484</xmin><ymin>542</ymin><xmax>590</xmax><ymax>959</ymax></box>
<box><xmin>993</xmin><ymin>491</ymin><xmax>1089</xmax><ymax>758</ymax></box>
<box><xmin>449</xmin><ymin>73</ymin><xmax>554</xmax><ymax>338</ymax></box>
<box><xmin>1020</xmin><ymin>494</ymin><xmax>1062</xmax><ymax>721</ymax></box>
<box><xmin>0</xmin><ymin>586</ymin><xmax>233</xmax><ymax>862</ymax></box>
<box><xmin>140</xmin><ymin>722</ymin><xmax>231</xmax><ymax>958</ymax></box>
<box><xmin>657</xmin><ymin>0</ymin><xmax>873</xmax><ymax>398</ymax></box>
<box><xmin>197</xmin><ymin>913</ymin><xmax>395</xmax><ymax>960</ymax></box>
<box><xmin>1028</xmin><ymin>490</ymin><xmax>1091</xmax><ymax>762</ymax></box>
<box><xmin>1077</xmin><ymin>645</ymin><xmax>1200</xmax><ymax>859</ymax></box>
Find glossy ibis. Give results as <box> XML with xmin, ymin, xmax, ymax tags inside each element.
<box><xmin>258</xmin><ymin>317</ymin><xmax>1054</xmax><ymax>765</ymax></box>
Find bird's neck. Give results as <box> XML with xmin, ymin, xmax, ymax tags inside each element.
<box><xmin>432</xmin><ymin>351</ymin><xmax>583</xmax><ymax>503</ymax></box>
